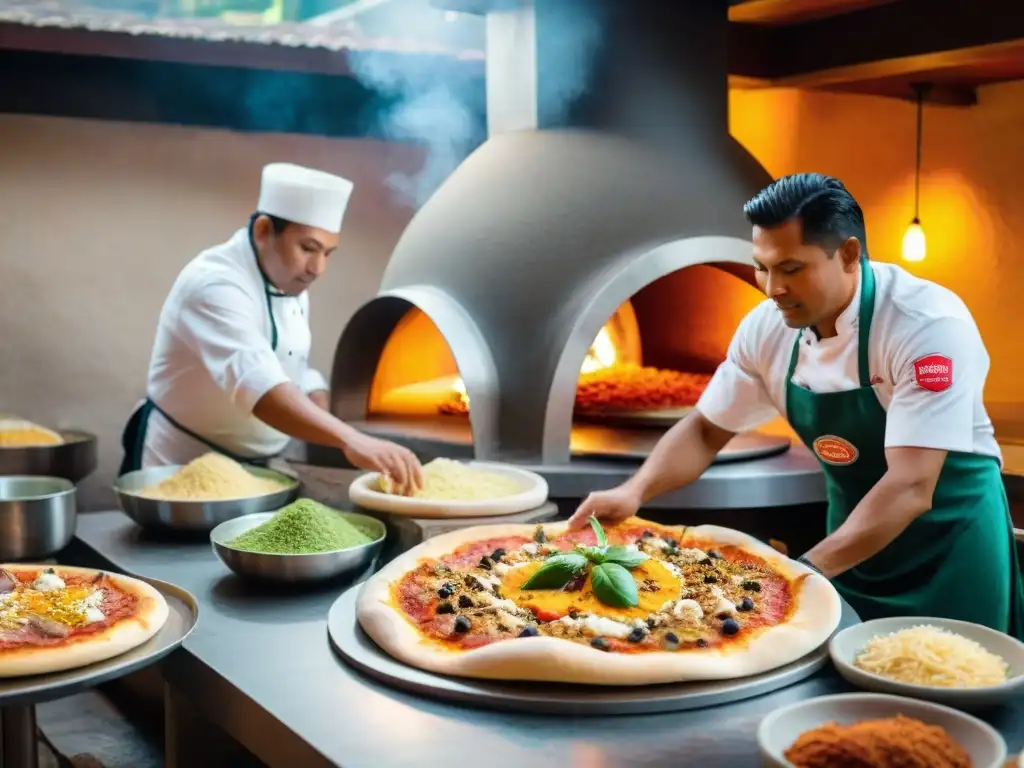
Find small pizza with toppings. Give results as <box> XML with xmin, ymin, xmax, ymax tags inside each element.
<box><xmin>357</xmin><ymin>517</ymin><xmax>841</xmax><ymax>685</ymax></box>
<box><xmin>0</xmin><ymin>565</ymin><xmax>169</xmax><ymax>677</ymax></box>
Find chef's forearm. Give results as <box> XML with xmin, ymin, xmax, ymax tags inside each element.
<box><xmin>308</xmin><ymin>390</ymin><xmax>330</xmax><ymax>410</ymax></box>
<box><xmin>625</xmin><ymin>412</ymin><xmax>733</xmax><ymax>503</ymax></box>
<box><xmin>802</xmin><ymin>474</ymin><xmax>932</xmax><ymax>578</ymax></box>
<box><xmin>253</xmin><ymin>383</ymin><xmax>355</xmax><ymax>450</ymax></box>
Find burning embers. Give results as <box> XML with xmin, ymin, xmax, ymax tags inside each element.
<box><xmin>439</xmin><ymin>348</ymin><xmax>712</xmax><ymax>418</ymax></box>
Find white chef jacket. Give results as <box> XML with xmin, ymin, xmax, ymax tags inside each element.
<box><xmin>142</xmin><ymin>228</ymin><xmax>328</xmax><ymax>467</ymax></box>
<box><xmin>697</xmin><ymin>260</ymin><xmax>1001</xmax><ymax>463</ymax></box>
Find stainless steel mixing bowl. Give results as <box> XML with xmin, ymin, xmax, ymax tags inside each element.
<box><xmin>210</xmin><ymin>510</ymin><xmax>386</xmax><ymax>584</ymax></box>
<box><xmin>114</xmin><ymin>465</ymin><xmax>299</xmax><ymax>532</ymax></box>
<box><xmin>0</xmin><ymin>476</ymin><xmax>77</xmax><ymax>560</ymax></box>
<box><xmin>0</xmin><ymin>430</ymin><xmax>98</xmax><ymax>484</ymax></box>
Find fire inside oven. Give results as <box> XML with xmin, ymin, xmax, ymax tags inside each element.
<box><xmin>369</xmin><ymin>263</ymin><xmax>766</xmax><ymax>428</ymax></box>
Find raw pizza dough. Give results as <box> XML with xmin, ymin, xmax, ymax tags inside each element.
<box><xmin>357</xmin><ymin>518</ymin><xmax>842</xmax><ymax>686</ymax></box>
<box><xmin>0</xmin><ymin>565</ymin><xmax>170</xmax><ymax>677</ymax></box>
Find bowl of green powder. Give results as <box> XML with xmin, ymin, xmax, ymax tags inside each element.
<box><xmin>210</xmin><ymin>498</ymin><xmax>386</xmax><ymax>584</ymax></box>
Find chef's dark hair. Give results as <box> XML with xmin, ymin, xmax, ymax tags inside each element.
<box><xmin>743</xmin><ymin>173</ymin><xmax>868</xmax><ymax>258</ymax></box>
<box><xmin>251</xmin><ymin>212</ymin><xmax>292</xmax><ymax>234</ymax></box>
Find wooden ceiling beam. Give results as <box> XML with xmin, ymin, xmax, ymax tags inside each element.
<box><xmin>827</xmin><ymin>83</ymin><xmax>978</xmax><ymax>106</ymax></box>
<box><xmin>730</xmin><ymin>0</ymin><xmax>1024</xmax><ymax>79</ymax></box>
<box><xmin>730</xmin><ymin>38</ymin><xmax>1024</xmax><ymax>105</ymax></box>
<box><xmin>728</xmin><ymin>0</ymin><xmax>899</xmax><ymax>26</ymax></box>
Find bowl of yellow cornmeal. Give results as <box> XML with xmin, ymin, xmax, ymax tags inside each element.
<box><xmin>115</xmin><ymin>453</ymin><xmax>299</xmax><ymax>532</ymax></box>
<box><xmin>0</xmin><ymin>419</ymin><xmax>98</xmax><ymax>484</ymax></box>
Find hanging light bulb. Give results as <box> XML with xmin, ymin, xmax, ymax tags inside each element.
<box><xmin>902</xmin><ymin>217</ymin><xmax>926</xmax><ymax>262</ymax></box>
<box><xmin>902</xmin><ymin>83</ymin><xmax>930</xmax><ymax>263</ymax></box>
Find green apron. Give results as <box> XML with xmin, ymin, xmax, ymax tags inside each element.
<box><xmin>785</xmin><ymin>258</ymin><xmax>1024</xmax><ymax>638</ymax></box>
<box><xmin>118</xmin><ymin>216</ymin><xmax>283</xmax><ymax>476</ymax></box>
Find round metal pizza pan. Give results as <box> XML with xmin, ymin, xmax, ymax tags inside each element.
<box><xmin>0</xmin><ymin>574</ymin><xmax>199</xmax><ymax>706</ymax></box>
<box><xmin>328</xmin><ymin>586</ymin><xmax>860</xmax><ymax>716</ymax></box>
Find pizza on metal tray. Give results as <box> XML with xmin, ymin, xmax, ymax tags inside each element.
<box><xmin>357</xmin><ymin>517</ymin><xmax>842</xmax><ymax>685</ymax></box>
<box><xmin>0</xmin><ymin>565</ymin><xmax>170</xmax><ymax>677</ymax></box>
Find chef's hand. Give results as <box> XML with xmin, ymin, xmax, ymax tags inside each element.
<box><xmin>342</xmin><ymin>433</ymin><xmax>424</xmax><ymax>495</ymax></box>
<box><xmin>567</xmin><ymin>485</ymin><xmax>642</xmax><ymax>531</ymax></box>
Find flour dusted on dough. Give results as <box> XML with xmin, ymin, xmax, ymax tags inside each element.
<box><xmin>378</xmin><ymin>458</ymin><xmax>524</xmax><ymax>501</ymax></box>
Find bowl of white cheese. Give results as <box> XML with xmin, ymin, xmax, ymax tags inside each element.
<box><xmin>829</xmin><ymin>616</ymin><xmax>1024</xmax><ymax>709</ymax></box>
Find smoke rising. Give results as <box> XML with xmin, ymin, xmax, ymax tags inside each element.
<box><xmin>345</xmin><ymin>0</ymin><xmax>604</xmax><ymax>209</ymax></box>
<box><xmin>347</xmin><ymin>47</ymin><xmax>483</xmax><ymax>210</ymax></box>
<box><xmin>534</xmin><ymin>0</ymin><xmax>603</xmax><ymax>129</ymax></box>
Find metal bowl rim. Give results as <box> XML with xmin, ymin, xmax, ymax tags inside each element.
<box><xmin>113</xmin><ymin>464</ymin><xmax>299</xmax><ymax>501</ymax></box>
<box><xmin>209</xmin><ymin>509</ymin><xmax>386</xmax><ymax>558</ymax></box>
<box><xmin>0</xmin><ymin>475</ymin><xmax>77</xmax><ymax>501</ymax></box>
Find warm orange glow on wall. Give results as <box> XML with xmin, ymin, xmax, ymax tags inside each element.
<box><xmin>729</xmin><ymin>83</ymin><xmax>1021</xmax><ymax>414</ymax></box>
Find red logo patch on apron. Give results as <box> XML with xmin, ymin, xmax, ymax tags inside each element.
<box><xmin>813</xmin><ymin>435</ymin><xmax>859</xmax><ymax>466</ymax></box>
<box><xmin>913</xmin><ymin>354</ymin><xmax>953</xmax><ymax>392</ymax></box>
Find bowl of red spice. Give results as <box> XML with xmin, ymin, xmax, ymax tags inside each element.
<box><xmin>757</xmin><ymin>692</ymin><xmax>1006</xmax><ymax>768</ymax></box>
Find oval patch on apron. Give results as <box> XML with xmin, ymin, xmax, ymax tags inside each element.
<box><xmin>813</xmin><ymin>435</ymin><xmax>859</xmax><ymax>466</ymax></box>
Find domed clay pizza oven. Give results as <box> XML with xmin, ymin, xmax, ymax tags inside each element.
<box><xmin>305</xmin><ymin>0</ymin><xmax>825</xmax><ymax>536</ymax></box>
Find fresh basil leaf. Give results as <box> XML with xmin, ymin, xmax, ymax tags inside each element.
<box><xmin>521</xmin><ymin>553</ymin><xmax>588</xmax><ymax>590</ymax></box>
<box><xmin>591</xmin><ymin>562</ymin><xmax>639</xmax><ymax>608</ymax></box>
<box><xmin>588</xmin><ymin>515</ymin><xmax>608</xmax><ymax>547</ymax></box>
<box><xmin>603</xmin><ymin>545</ymin><xmax>648</xmax><ymax>569</ymax></box>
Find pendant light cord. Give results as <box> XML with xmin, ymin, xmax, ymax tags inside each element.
<box><xmin>912</xmin><ymin>84</ymin><xmax>927</xmax><ymax>221</ymax></box>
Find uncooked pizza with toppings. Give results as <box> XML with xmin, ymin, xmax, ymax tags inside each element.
<box><xmin>357</xmin><ymin>517</ymin><xmax>842</xmax><ymax>685</ymax></box>
<box><xmin>0</xmin><ymin>565</ymin><xmax>170</xmax><ymax>677</ymax></box>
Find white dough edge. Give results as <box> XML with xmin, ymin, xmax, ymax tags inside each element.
<box><xmin>0</xmin><ymin>564</ymin><xmax>171</xmax><ymax>678</ymax></box>
<box><xmin>356</xmin><ymin>519</ymin><xmax>843</xmax><ymax>685</ymax></box>
<box><xmin>347</xmin><ymin>462</ymin><xmax>550</xmax><ymax>519</ymax></box>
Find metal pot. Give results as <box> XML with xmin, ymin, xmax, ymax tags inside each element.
<box><xmin>0</xmin><ymin>430</ymin><xmax>98</xmax><ymax>484</ymax></box>
<box><xmin>0</xmin><ymin>476</ymin><xmax>77</xmax><ymax>560</ymax></box>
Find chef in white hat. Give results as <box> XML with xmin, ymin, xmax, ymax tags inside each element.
<box><xmin>120</xmin><ymin>162</ymin><xmax>423</xmax><ymax>493</ymax></box>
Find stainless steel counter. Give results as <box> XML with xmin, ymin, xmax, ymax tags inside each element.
<box><xmin>300</xmin><ymin>438</ymin><xmax>828</xmax><ymax>509</ymax></box>
<box><xmin>69</xmin><ymin>511</ymin><xmax>1024</xmax><ymax>768</ymax></box>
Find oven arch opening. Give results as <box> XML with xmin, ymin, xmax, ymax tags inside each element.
<box><xmin>330</xmin><ymin>287</ymin><xmax>499</xmax><ymax>457</ymax></box>
<box><xmin>543</xmin><ymin>236</ymin><xmax>793</xmax><ymax>463</ymax></box>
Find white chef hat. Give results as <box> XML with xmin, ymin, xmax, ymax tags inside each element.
<box><xmin>256</xmin><ymin>163</ymin><xmax>354</xmax><ymax>233</ymax></box>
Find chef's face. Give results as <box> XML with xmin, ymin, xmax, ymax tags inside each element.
<box><xmin>253</xmin><ymin>216</ymin><xmax>340</xmax><ymax>296</ymax></box>
<box><xmin>751</xmin><ymin>219</ymin><xmax>861</xmax><ymax>334</ymax></box>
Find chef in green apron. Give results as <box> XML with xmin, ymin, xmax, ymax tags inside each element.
<box><xmin>570</xmin><ymin>172</ymin><xmax>1024</xmax><ymax>637</ymax></box>
<box><xmin>120</xmin><ymin>162</ymin><xmax>422</xmax><ymax>494</ymax></box>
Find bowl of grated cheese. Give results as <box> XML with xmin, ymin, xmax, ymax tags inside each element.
<box><xmin>348</xmin><ymin>458</ymin><xmax>548</xmax><ymax>519</ymax></box>
<box><xmin>830</xmin><ymin>617</ymin><xmax>1024</xmax><ymax>709</ymax></box>
<box><xmin>115</xmin><ymin>454</ymin><xmax>299</xmax><ymax>532</ymax></box>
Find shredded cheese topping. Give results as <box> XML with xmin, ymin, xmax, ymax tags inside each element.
<box><xmin>0</xmin><ymin>574</ymin><xmax>105</xmax><ymax>630</ymax></box>
<box><xmin>854</xmin><ymin>625</ymin><xmax>1010</xmax><ymax>688</ymax></box>
<box><xmin>379</xmin><ymin>458</ymin><xmax>525</xmax><ymax>501</ymax></box>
